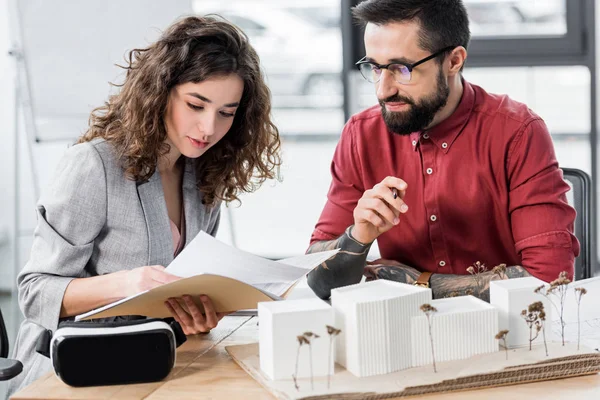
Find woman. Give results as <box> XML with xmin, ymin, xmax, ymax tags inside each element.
<box><xmin>8</xmin><ymin>15</ymin><xmax>281</xmax><ymax>395</ymax></box>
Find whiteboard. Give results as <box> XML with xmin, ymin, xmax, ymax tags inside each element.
<box><xmin>16</xmin><ymin>0</ymin><xmax>192</xmax><ymax>141</ymax></box>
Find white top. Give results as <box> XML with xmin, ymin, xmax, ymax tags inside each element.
<box><xmin>259</xmin><ymin>298</ymin><xmax>331</xmax><ymax>314</ymax></box>
<box><xmin>332</xmin><ymin>280</ymin><xmax>429</xmax><ymax>303</ymax></box>
<box><xmin>427</xmin><ymin>295</ymin><xmax>495</xmax><ymax>316</ymax></box>
<box><xmin>490</xmin><ymin>276</ymin><xmax>545</xmax><ymax>291</ymax></box>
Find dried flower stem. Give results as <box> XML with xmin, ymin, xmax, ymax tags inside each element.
<box><xmin>575</xmin><ymin>287</ymin><xmax>588</xmax><ymax>351</ymax></box>
<box><xmin>292</xmin><ymin>335</ymin><xmax>308</xmax><ymax>391</ymax></box>
<box><xmin>539</xmin><ymin>307</ymin><xmax>548</xmax><ymax>357</ymax></box>
<box><xmin>467</xmin><ymin>261</ymin><xmax>487</xmax><ymax>298</ymax></box>
<box><xmin>302</xmin><ymin>332</ymin><xmax>319</xmax><ymax>390</ymax></box>
<box><xmin>495</xmin><ymin>330</ymin><xmax>509</xmax><ymax>360</ymax></box>
<box><xmin>309</xmin><ymin>345</ymin><xmax>314</xmax><ymax>389</ymax></box>
<box><xmin>421</xmin><ymin>304</ymin><xmax>438</xmax><ymax>373</ymax></box>
<box><xmin>492</xmin><ymin>263</ymin><xmax>508</xmax><ymax>280</ymax></box>
<box><xmin>535</xmin><ymin>271</ymin><xmax>571</xmax><ymax>346</ymax></box>
<box><xmin>326</xmin><ymin>325</ymin><xmax>341</xmax><ymax>389</ymax></box>
<box><xmin>542</xmin><ymin>319</ymin><xmax>548</xmax><ymax>356</ymax></box>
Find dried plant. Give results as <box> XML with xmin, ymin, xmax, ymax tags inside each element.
<box><xmin>291</xmin><ymin>332</ymin><xmax>321</xmax><ymax>391</ymax></box>
<box><xmin>465</xmin><ymin>289</ymin><xmax>475</xmax><ymax>296</ymax></box>
<box><xmin>495</xmin><ymin>330</ymin><xmax>509</xmax><ymax>360</ymax></box>
<box><xmin>574</xmin><ymin>287</ymin><xmax>588</xmax><ymax>351</ymax></box>
<box><xmin>292</xmin><ymin>335</ymin><xmax>309</xmax><ymax>390</ymax></box>
<box><xmin>447</xmin><ymin>291</ymin><xmax>461</xmax><ymax>298</ymax></box>
<box><xmin>420</xmin><ymin>303</ymin><xmax>438</xmax><ymax>373</ymax></box>
<box><xmin>521</xmin><ymin>302</ymin><xmax>545</xmax><ymax>351</ymax></box>
<box><xmin>538</xmin><ymin>305</ymin><xmax>548</xmax><ymax>357</ymax></box>
<box><xmin>303</xmin><ymin>331</ymin><xmax>320</xmax><ymax>390</ymax></box>
<box><xmin>535</xmin><ymin>271</ymin><xmax>571</xmax><ymax>345</ymax></box>
<box><xmin>467</xmin><ymin>261</ymin><xmax>487</xmax><ymax>297</ymax></box>
<box><xmin>492</xmin><ymin>263</ymin><xmax>508</xmax><ymax>280</ymax></box>
<box><xmin>326</xmin><ymin>325</ymin><xmax>341</xmax><ymax>389</ymax></box>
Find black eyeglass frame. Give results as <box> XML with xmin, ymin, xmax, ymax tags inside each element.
<box><xmin>355</xmin><ymin>46</ymin><xmax>456</xmax><ymax>83</ymax></box>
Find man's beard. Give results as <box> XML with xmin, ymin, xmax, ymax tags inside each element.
<box><xmin>380</xmin><ymin>68</ymin><xmax>450</xmax><ymax>136</ymax></box>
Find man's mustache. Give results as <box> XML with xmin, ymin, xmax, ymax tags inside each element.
<box><xmin>379</xmin><ymin>94</ymin><xmax>415</xmax><ymax>107</ymax></box>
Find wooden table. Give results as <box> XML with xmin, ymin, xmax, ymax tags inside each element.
<box><xmin>11</xmin><ymin>315</ymin><xmax>600</xmax><ymax>399</ymax></box>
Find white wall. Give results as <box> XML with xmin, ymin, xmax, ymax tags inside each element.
<box><xmin>0</xmin><ymin>0</ymin><xmax>16</xmax><ymax>291</ymax></box>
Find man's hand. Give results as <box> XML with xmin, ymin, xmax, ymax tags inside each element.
<box><xmin>352</xmin><ymin>176</ymin><xmax>409</xmax><ymax>244</ymax></box>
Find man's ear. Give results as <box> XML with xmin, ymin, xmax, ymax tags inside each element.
<box><xmin>447</xmin><ymin>46</ymin><xmax>467</xmax><ymax>76</ymax></box>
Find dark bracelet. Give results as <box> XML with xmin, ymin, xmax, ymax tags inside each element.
<box><xmin>341</xmin><ymin>225</ymin><xmax>373</xmax><ymax>253</ymax></box>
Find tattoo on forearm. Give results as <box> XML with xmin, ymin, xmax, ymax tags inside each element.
<box><xmin>307</xmin><ymin>229</ymin><xmax>533</xmax><ymax>303</ymax></box>
<box><xmin>431</xmin><ymin>265</ymin><xmax>531</xmax><ymax>302</ymax></box>
<box><xmin>369</xmin><ymin>265</ymin><xmax>420</xmax><ymax>285</ymax></box>
<box><xmin>307</xmin><ymin>236</ymin><xmax>342</xmax><ymax>253</ymax></box>
<box><xmin>306</xmin><ymin>226</ymin><xmax>372</xmax><ymax>299</ymax></box>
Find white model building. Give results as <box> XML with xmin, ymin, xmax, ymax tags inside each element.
<box><xmin>331</xmin><ymin>280</ymin><xmax>432</xmax><ymax>377</ymax></box>
<box><xmin>411</xmin><ymin>295</ymin><xmax>498</xmax><ymax>367</ymax></box>
<box><xmin>258</xmin><ymin>298</ymin><xmax>334</xmax><ymax>381</ymax></box>
<box><xmin>490</xmin><ymin>277</ymin><xmax>553</xmax><ymax>348</ymax></box>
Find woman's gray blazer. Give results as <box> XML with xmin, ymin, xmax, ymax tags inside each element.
<box><xmin>7</xmin><ymin>138</ymin><xmax>221</xmax><ymax>396</ymax></box>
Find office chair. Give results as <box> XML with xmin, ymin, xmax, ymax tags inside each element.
<box><xmin>562</xmin><ymin>168</ymin><xmax>593</xmax><ymax>281</ymax></box>
<box><xmin>0</xmin><ymin>308</ymin><xmax>22</xmax><ymax>381</ymax></box>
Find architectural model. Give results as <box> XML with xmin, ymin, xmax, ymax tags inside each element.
<box><xmin>258</xmin><ymin>298</ymin><xmax>333</xmax><ymax>380</ymax></box>
<box><xmin>331</xmin><ymin>280</ymin><xmax>432</xmax><ymax>377</ymax></box>
<box><xmin>490</xmin><ymin>276</ymin><xmax>553</xmax><ymax>348</ymax></box>
<box><xmin>411</xmin><ymin>295</ymin><xmax>498</xmax><ymax>367</ymax></box>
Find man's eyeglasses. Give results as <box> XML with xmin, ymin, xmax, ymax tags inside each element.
<box><xmin>355</xmin><ymin>46</ymin><xmax>455</xmax><ymax>84</ymax></box>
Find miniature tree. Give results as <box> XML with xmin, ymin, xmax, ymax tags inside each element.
<box><xmin>535</xmin><ymin>271</ymin><xmax>571</xmax><ymax>345</ymax></box>
<box><xmin>292</xmin><ymin>335</ymin><xmax>309</xmax><ymax>391</ymax></box>
<box><xmin>291</xmin><ymin>331</ymin><xmax>320</xmax><ymax>391</ymax></box>
<box><xmin>491</xmin><ymin>263</ymin><xmax>508</xmax><ymax>280</ymax></box>
<box><xmin>495</xmin><ymin>330</ymin><xmax>509</xmax><ymax>360</ymax></box>
<box><xmin>521</xmin><ymin>301</ymin><xmax>544</xmax><ymax>351</ymax></box>
<box><xmin>466</xmin><ymin>261</ymin><xmax>487</xmax><ymax>297</ymax></box>
<box><xmin>326</xmin><ymin>325</ymin><xmax>341</xmax><ymax>389</ymax></box>
<box><xmin>574</xmin><ymin>287</ymin><xmax>588</xmax><ymax>350</ymax></box>
<box><xmin>420</xmin><ymin>303</ymin><xmax>439</xmax><ymax>373</ymax></box>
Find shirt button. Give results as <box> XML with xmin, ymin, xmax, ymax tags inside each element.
<box><xmin>439</xmin><ymin>261</ymin><xmax>446</xmax><ymax>267</ymax></box>
<box><xmin>442</xmin><ymin>142</ymin><xmax>448</xmax><ymax>149</ymax></box>
<box><xmin>426</xmin><ymin>168</ymin><xmax>433</xmax><ymax>175</ymax></box>
<box><xmin>412</xmin><ymin>140</ymin><xmax>417</xmax><ymax>146</ymax></box>
<box><xmin>423</xmin><ymin>133</ymin><xmax>430</xmax><ymax>139</ymax></box>
<box><xmin>430</xmin><ymin>215</ymin><xmax>437</xmax><ymax>222</ymax></box>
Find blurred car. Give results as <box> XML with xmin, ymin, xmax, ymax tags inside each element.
<box><xmin>195</xmin><ymin>2</ymin><xmax>343</xmax><ymax>99</ymax></box>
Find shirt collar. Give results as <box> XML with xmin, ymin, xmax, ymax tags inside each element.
<box><xmin>409</xmin><ymin>79</ymin><xmax>475</xmax><ymax>153</ymax></box>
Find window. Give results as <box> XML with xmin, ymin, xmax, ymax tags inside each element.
<box><xmin>194</xmin><ymin>0</ymin><xmax>344</xmax><ymax>257</ymax></box>
<box><xmin>466</xmin><ymin>0</ymin><xmax>567</xmax><ymax>38</ymax></box>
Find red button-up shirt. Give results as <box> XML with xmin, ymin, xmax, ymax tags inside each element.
<box><xmin>310</xmin><ymin>80</ymin><xmax>579</xmax><ymax>283</ymax></box>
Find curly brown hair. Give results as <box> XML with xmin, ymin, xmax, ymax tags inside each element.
<box><xmin>78</xmin><ymin>15</ymin><xmax>281</xmax><ymax>206</ymax></box>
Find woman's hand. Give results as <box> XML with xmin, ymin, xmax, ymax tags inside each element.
<box><xmin>122</xmin><ymin>265</ymin><xmax>181</xmax><ymax>297</ymax></box>
<box><xmin>165</xmin><ymin>294</ymin><xmax>228</xmax><ymax>335</ymax></box>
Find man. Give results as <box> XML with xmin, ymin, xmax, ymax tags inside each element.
<box><xmin>307</xmin><ymin>0</ymin><xmax>579</xmax><ymax>302</ymax></box>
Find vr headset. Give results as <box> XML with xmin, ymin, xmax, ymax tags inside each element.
<box><xmin>36</xmin><ymin>318</ymin><xmax>186</xmax><ymax>387</ymax></box>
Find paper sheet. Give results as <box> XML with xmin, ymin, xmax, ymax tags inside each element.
<box><xmin>75</xmin><ymin>232</ymin><xmax>339</xmax><ymax>320</ymax></box>
<box><xmin>166</xmin><ymin>231</ymin><xmax>337</xmax><ymax>284</ymax></box>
